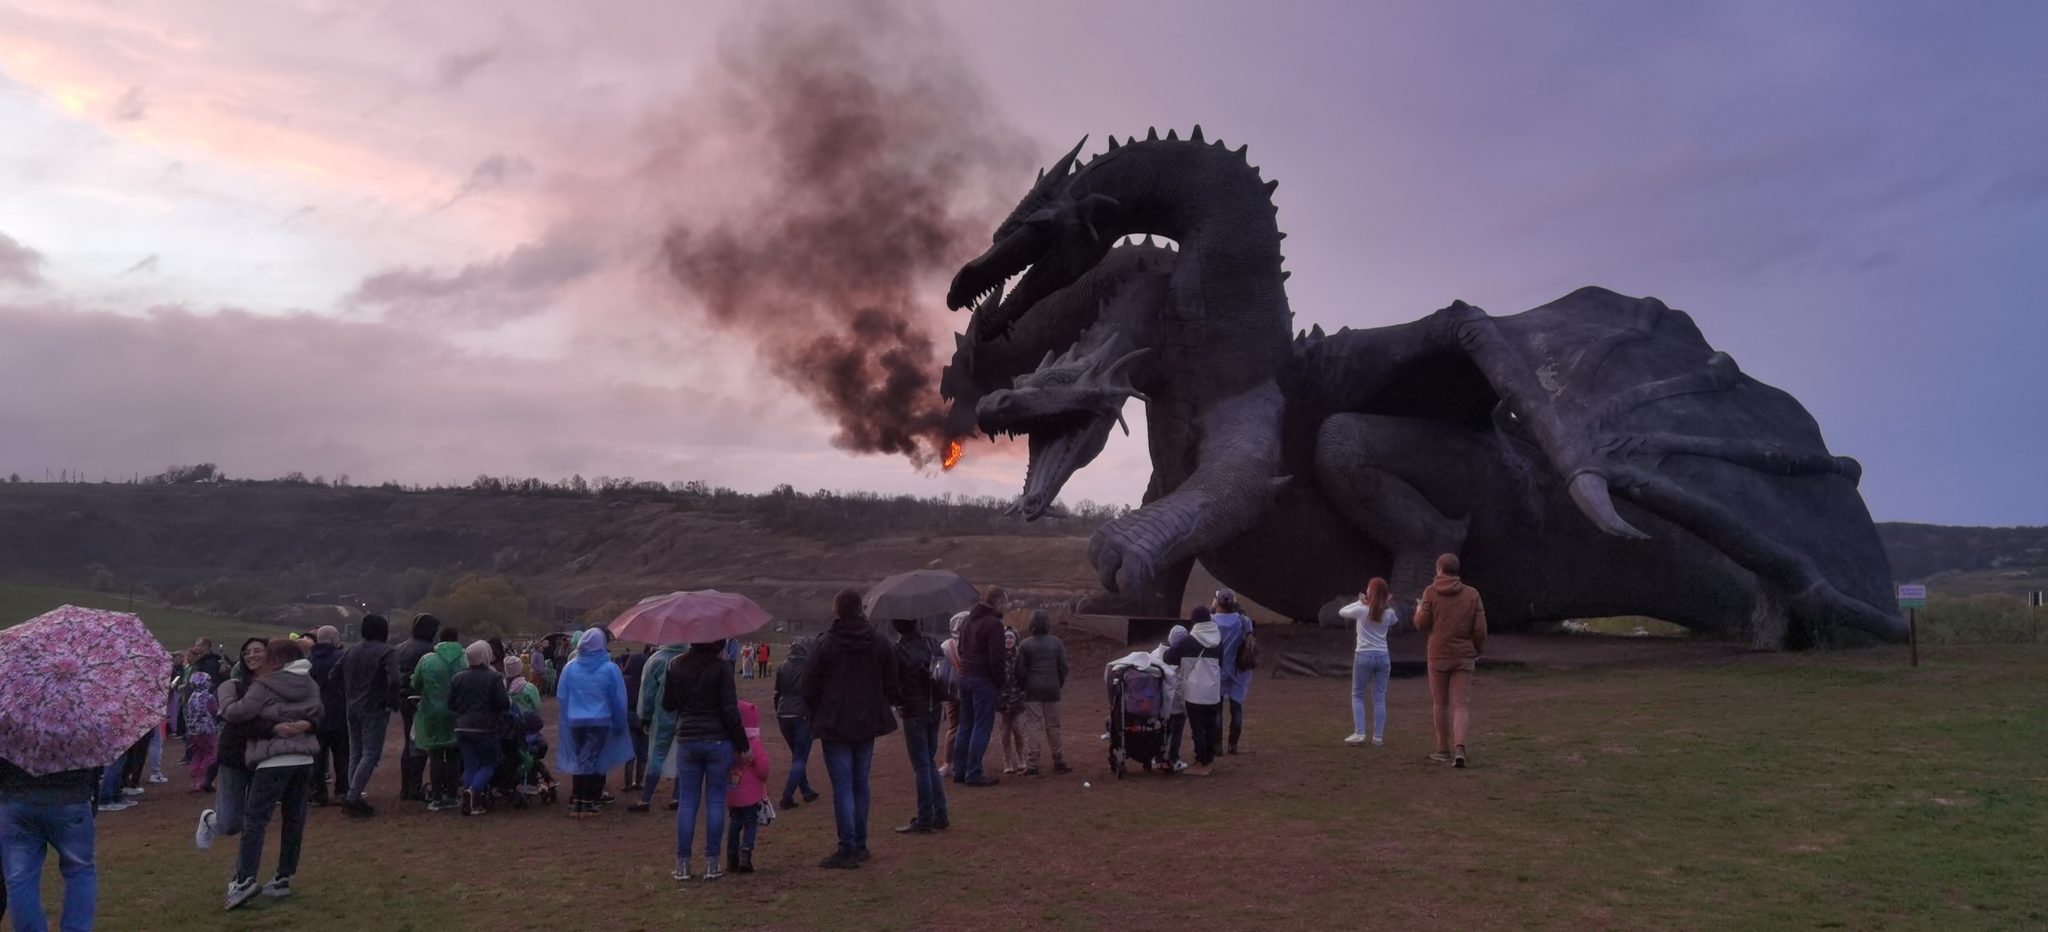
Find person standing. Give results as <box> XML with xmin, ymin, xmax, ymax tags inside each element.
<box><xmin>194</xmin><ymin>638</ymin><xmax>266</xmax><ymax>850</ymax></box>
<box><xmin>800</xmin><ymin>590</ymin><xmax>900</xmax><ymax>869</ymax></box>
<box><xmin>220</xmin><ymin>638</ymin><xmax>324</xmax><ymax>910</ymax></box>
<box><xmin>1161</xmin><ymin>608</ymin><xmax>1225</xmax><ymax>776</ymax></box>
<box><xmin>1340</xmin><ymin>578</ymin><xmax>1397</xmax><ymax>747</ymax></box>
<box><xmin>628</xmin><ymin>641</ymin><xmax>691</xmax><ymax>813</ymax></box>
<box><xmin>661</xmin><ymin>640</ymin><xmax>749</xmax><ymax>881</ymax></box>
<box><xmin>723</xmin><ymin>700</ymin><xmax>772</xmax><ymax>875</ymax></box>
<box><xmin>889</xmin><ymin>618</ymin><xmax>948</xmax><ymax>835</ymax></box>
<box><xmin>183</xmin><ymin>671</ymin><xmax>220</xmax><ymax>792</ymax></box>
<box><xmin>337</xmin><ymin>615</ymin><xmax>398</xmax><ymax>818</ymax></box>
<box><xmin>994</xmin><ymin>628</ymin><xmax>1027</xmax><ymax>775</ymax></box>
<box><xmin>410</xmin><ymin>631</ymin><xmax>464</xmax><ymax>812</ymax></box>
<box><xmin>755</xmin><ymin>641</ymin><xmax>771</xmax><ymax>679</ymax></box>
<box><xmin>394</xmin><ymin>614</ymin><xmax>441</xmax><ymax>802</ymax></box>
<box><xmin>504</xmin><ymin>657</ymin><xmax>542</xmax><ymax>715</ymax></box>
<box><xmin>949</xmin><ymin>588</ymin><xmax>1007</xmax><ymax>787</ymax></box>
<box><xmin>555</xmin><ymin>629</ymin><xmax>635</xmax><ymax>817</ymax></box>
<box><xmin>1210</xmin><ymin>590</ymin><xmax>1255</xmax><ymax>755</ymax></box>
<box><xmin>1413</xmin><ymin>553</ymin><xmax>1486</xmax><ymax>768</ymax></box>
<box><xmin>770</xmin><ymin>638</ymin><xmax>820</xmax><ymax>811</ymax></box>
<box><xmin>1016</xmin><ymin>610</ymin><xmax>1071</xmax><ymax>776</ymax></box>
<box><xmin>305</xmin><ymin>627</ymin><xmax>349</xmax><ymax>807</ymax></box>
<box><xmin>620</xmin><ymin>648</ymin><xmax>649</xmax><ymax>793</ymax></box>
<box><xmin>1</xmin><ymin>753</ymin><xmax>100</xmax><ymax>930</ymax></box>
<box><xmin>1150</xmin><ymin>625</ymin><xmax>1189</xmax><ymax>772</ymax></box>
<box><xmin>447</xmin><ymin>641</ymin><xmax>510</xmax><ymax>816</ymax></box>
<box><xmin>936</xmin><ymin>613</ymin><xmax>965</xmax><ymax>777</ymax></box>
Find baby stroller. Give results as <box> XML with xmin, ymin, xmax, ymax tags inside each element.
<box><xmin>487</xmin><ymin>708</ymin><xmax>559</xmax><ymax>809</ymax></box>
<box><xmin>1105</xmin><ymin>652</ymin><xmax>1170</xmax><ymax>778</ymax></box>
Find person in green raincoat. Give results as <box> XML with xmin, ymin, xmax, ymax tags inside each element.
<box><xmin>505</xmin><ymin>657</ymin><xmax>542</xmax><ymax>715</ymax></box>
<box><xmin>627</xmin><ymin>641</ymin><xmax>691</xmax><ymax>812</ymax></box>
<box><xmin>410</xmin><ymin>630</ymin><xmax>464</xmax><ymax>811</ymax></box>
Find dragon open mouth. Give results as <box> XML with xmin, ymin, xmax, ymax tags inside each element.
<box><xmin>1006</xmin><ymin>410</ymin><xmax>1116</xmax><ymax>520</ymax></box>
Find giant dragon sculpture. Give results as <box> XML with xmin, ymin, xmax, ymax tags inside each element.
<box><xmin>940</xmin><ymin>129</ymin><xmax>1902</xmax><ymax>648</ymax></box>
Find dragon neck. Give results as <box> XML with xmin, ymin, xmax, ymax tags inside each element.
<box><xmin>1070</xmin><ymin>138</ymin><xmax>1284</xmax><ymax>262</ymax></box>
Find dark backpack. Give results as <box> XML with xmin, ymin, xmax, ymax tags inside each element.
<box><xmin>1234</xmin><ymin>621</ymin><xmax>1261</xmax><ymax>671</ymax></box>
<box><xmin>932</xmin><ymin>639</ymin><xmax>961</xmax><ymax>704</ymax></box>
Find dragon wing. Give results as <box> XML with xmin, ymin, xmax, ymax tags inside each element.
<box><xmin>1447</xmin><ymin>286</ymin><xmax>1902</xmax><ymax>642</ymax></box>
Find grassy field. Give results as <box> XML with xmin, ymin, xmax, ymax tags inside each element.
<box><xmin>0</xmin><ymin>583</ymin><xmax>288</xmax><ymax>649</ymax></box>
<box><xmin>19</xmin><ymin>636</ymin><xmax>2047</xmax><ymax>931</ymax></box>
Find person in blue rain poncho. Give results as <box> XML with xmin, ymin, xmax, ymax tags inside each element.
<box><xmin>555</xmin><ymin>629</ymin><xmax>636</xmax><ymax>817</ymax></box>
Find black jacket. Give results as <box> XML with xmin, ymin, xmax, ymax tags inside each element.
<box><xmin>892</xmin><ymin>633</ymin><xmax>943</xmax><ymax>720</ymax></box>
<box><xmin>309</xmin><ymin>643</ymin><xmax>348</xmax><ymax>734</ymax></box>
<box><xmin>0</xmin><ymin>756</ymin><xmax>99</xmax><ymax>806</ymax></box>
<box><xmin>661</xmin><ymin>648</ymin><xmax>746</xmax><ymax>753</ymax></box>
<box><xmin>396</xmin><ymin>615</ymin><xmax>441</xmax><ymax>699</ymax></box>
<box><xmin>447</xmin><ymin>666</ymin><xmax>510</xmax><ymax>732</ymax></box>
<box><xmin>800</xmin><ymin>613</ymin><xmax>901</xmax><ymax>743</ymax></box>
<box><xmin>772</xmin><ymin>640</ymin><xmax>811</xmax><ymax>720</ymax></box>
<box><xmin>956</xmin><ymin>602</ymin><xmax>1007</xmax><ymax>686</ymax></box>
<box><xmin>191</xmin><ymin>652</ymin><xmax>226</xmax><ymax>686</ymax></box>
<box><xmin>339</xmin><ymin>638</ymin><xmax>399</xmax><ymax>720</ymax></box>
<box><xmin>1016</xmin><ymin>631</ymin><xmax>1069</xmax><ymax>703</ymax></box>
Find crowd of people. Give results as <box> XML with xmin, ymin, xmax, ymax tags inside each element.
<box><xmin>1</xmin><ymin>555</ymin><xmax>1488</xmax><ymax>925</ymax></box>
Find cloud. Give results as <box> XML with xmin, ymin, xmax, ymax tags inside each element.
<box><xmin>120</xmin><ymin>253</ymin><xmax>160</xmax><ymax>275</ymax></box>
<box><xmin>0</xmin><ymin>233</ymin><xmax>45</xmax><ymax>287</ymax></box>
<box><xmin>110</xmin><ymin>85</ymin><xmax>146</xmax><ymax>121</ymax></box>
<box><xmin>435</xmin><ymin>49</ymin><xmax>499</xmax><ymax>89</ymax></box>
<box><xmin>345</xmin><ymin>228</ymin><xmax>601</xmax><ymax>324</ymax></box>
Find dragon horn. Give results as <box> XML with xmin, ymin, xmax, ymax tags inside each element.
<box><xmin>1047</xmin><ymin>136</ymin><xmax>1088</xmax><ymax>180</ymax></box>
<box><xmin>1568</xmin><ymin>473</ymin><xmax>1651</xmax><ymax>541</ymax></box>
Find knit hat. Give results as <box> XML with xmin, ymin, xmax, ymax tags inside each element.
<box><xmin>505</xmin><ymin>656</ymin><xmax>523</xmax><ymax>678</ymax></box>
<box><xmin>464</xmin><ymin>640</ymin><xmax>493</xmax><ymax>668</ymax></box>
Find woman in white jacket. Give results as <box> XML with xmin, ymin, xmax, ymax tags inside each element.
<box><xmin>1160</xmin><ymin>608</ymin><xmax>1226</xmax><ymax>776</ymax></box>
<box><xmin>1339</xmin><ymin>578</ymin><xmax>1396</xmax><ymax>746</ymax></box>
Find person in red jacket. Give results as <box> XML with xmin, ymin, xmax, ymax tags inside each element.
<box><xmin>723</xmin><ymin>700</ymin><xmax>772</xmax><ymax>874</ymax></box>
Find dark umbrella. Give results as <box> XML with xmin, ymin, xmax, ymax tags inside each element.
<box><xmin>864</xmin><ymin>569</ymin><xmax>979</xmax><ymax>621</ymax></box>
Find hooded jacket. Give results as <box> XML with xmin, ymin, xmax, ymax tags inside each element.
<box><xmin>891</xmin><ymin>630</ymin><xmax>943</xmax><ymax>720</ymax></box>
<box><xmin>726</xmin><ymin>700</ymin><xmax>773</xmax><ymax>809</ymax></box>
<box><xmin>1161</xmin><ymin>621</ymin><xmax>1225</xmax><ymax>706</ymax></box>
<box><xmin>308</xmin><ymin>641</ymin><xmax>348</xmax><ymax>735</ymax></box>
<box><xmin>772</xmin><ymin>639</ymin><xmax>811</xmax><ymax>720</ymax></box>
<box><xmin>340</xmin><ymin>615</ymin><xmax>400</xmax><ymax>720</ymax></box>
<box><xmin>397</xmin><ymin>615</ymin><xmax>441</xmax><ymax>699</ymax></box>
<box><xmin>554</xmin><ymin>629</ymin><xmax>637</xmax><ymax>775</ymax></box>
<box><xmin>1414</xmin><ymin>572</ymin><xmax>1487</xmax><ymax>663</ymax></box>
<box><xmin>226</xmin><ymin>658</ymin><xmax>326</xmax><ymax>766</ymax></box>
<box><xmin>637</xmin><ymin>642</ymin><xmax>691</xmax><ymax>726</ymax></box>
<box><xmin>956</xmin><ymin>601</ymin><xmax>1007</xmax><ymax>685</ymax></box>
<box><xmin>1149</xmin><ymin>625</ymin><xmax>1189</xmax><ymax>714</ymax></box>
<box><xmin>661</xmin><ymin>644</ymin><xmax>746</xmax><ymax>751</ymax></box>
<box><xmin>448</xmin><ymin>658</ymin><xmax>511</xmax><ymax>733</ymax></box>
<box><xmin>1212</xmin><ymin>611</ymin><xmax>1253</xmax><ymax>703</ymax></box>
<box><xmin>1016</xmin><ymin>616</ymin><xmax>1069</xmax><ymax>703</ymax></box>
<box><xmin>410</xmin><ymin>641</ymin><xmax>464</xmax><ymax>750</ymax></box>
<box><xmin>800</xmin><ymin>611</ymin><xmax>900</xmax><ymax>743</ymax></box>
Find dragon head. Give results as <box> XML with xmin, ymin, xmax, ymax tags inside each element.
<box><xmin>946</xmin><ymin>137</ymin><xmax>1119</xmax><ymax>337</ymax></box>
<box><xmin>975</xmin><ymin>334</ymin><xmax>1150</xmax><ymax>520</ymax></box>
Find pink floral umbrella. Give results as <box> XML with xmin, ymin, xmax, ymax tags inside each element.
<box><xmin>607</xmin><ymin>590</ymin><xmax>772</xmax><ymax>645</ymax></box>
<box><xmin>0</xmin><ymin>605</ymin><xmax>173</xmax><ymax>775</ymax></box>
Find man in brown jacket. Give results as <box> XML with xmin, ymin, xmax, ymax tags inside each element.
<box><xmin>1412</xmin><ymin>553</ymin><xmax>1486</xmax><ymax>768</ymax></box>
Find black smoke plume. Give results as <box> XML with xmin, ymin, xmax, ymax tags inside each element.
<box><xmin>660</xmin><ymin>1</ymin><xmax>1030</xmax><ymax>467</ymax></box>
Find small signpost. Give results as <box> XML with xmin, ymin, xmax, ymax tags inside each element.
<box><xmin>1898</xmin><ymin>585</ymin><xmax>1927</xmax><ymax>667</ymax></box>
<box><xmin>2032</xmin><ymin>591</ymin><xmax>2043</xmax><ymax>642</ymax></box>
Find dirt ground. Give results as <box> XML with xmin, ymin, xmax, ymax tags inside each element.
<box><xmin>41</xmin><ymin>630</ymin><xmax>2048</xmax><ymax>931</ymax></box>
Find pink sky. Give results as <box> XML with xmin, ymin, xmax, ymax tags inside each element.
<box><xmin>2</xmin><ymin>1</ymin><xmax>2044</xmax><ymax>523</ymax></box>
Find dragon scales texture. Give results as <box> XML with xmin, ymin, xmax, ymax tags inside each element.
<box><xmin>946</xmin><ymin>132</ymin><xmax>1902</xmax><ymax>648</ymax></box>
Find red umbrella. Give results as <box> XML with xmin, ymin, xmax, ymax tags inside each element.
<box><xmin>0</xmin><ymin>606</ymin><xmax>173</xmax><ymax>775</ymax></box>
<box><xmin>606</xmin><ymin>590</ymin><xmax>772</xmax><ymax>645</ymax></box>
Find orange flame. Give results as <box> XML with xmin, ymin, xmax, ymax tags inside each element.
<box><xmin>941</xmin><ymin>439</ymin><xmax>964</xmax><ymax>470</ymax></box>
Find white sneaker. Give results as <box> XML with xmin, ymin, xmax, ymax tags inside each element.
<box><xmin>261</xmin><ymin>876</ymin><xmax>292</xmax><ymax>898</ymax></box>
<box><xmin>1344</xmin><ymin>733</ymin><xmax>1367</xmax><ymax>745</ymax></box>
<box><xmin>1371</xmin><ymin>736</ymin><xmax>1383</xmax><ymax>746</ymax></box>
<box><xmin>195</xmin><ymin>809</ymin><xmax>216</xmax><ymax>849</ymax></box>
<box><xmin>122</xmin><ymin>786</ymin><xmax>145</xmax><ymax>796</ymax></box>
<box><xmin>96</xmin><ymin>800</ymin><xmax>134</xmax><ymax>812</ymax></box>
<box><xmin>224</xmin><ymin>878</ymin><xmax>260</xmax><ymax>911</ymax></box>
<box><xmin>1172</xmin><ymin>760</ymin><xmax>1189</xmax><ymax>772</ymax></box>
<box><xmin>149</xmin><ymin>773</ymin><xmax>169</xmax><ymax>784</ymax></box>
<box><xmin>672</xmin><ymin>859</ymin><xmax>691</xmax><ymax>881</ymax></box>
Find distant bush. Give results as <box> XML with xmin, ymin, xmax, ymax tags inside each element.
<box><xmin>412</xmin><ymin>573</ymin><xmax>534</xmax><ymax>639</ymax></box>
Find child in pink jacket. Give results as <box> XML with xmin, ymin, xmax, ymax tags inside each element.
<box><xmin>724</xmin><ymin>700</ymin><xmax>772</xmax><ymax>873</ymax></box>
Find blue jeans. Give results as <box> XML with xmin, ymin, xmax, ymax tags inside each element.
<box><xmin>93</xmin><ymin>767</ymin><xmax>120</xmax><ymax>806</ymax></box>
<box><xmin>821</xmin><ymin>739</ymin><xmax>874</xmax><ymax>853</ymax></box>
<box><xmin>639</xmin><ymin>714</ymin><xmax>677</xmax><ymax>805</ymax></box>
<box><xmin>673</xmin><ymin>740</ymin><xmax>733</xmax><ymax>862</ymax></box>
<box><xmin>346</xmin><ymin>708</ymin><xmax>389</xmax><ymax>801</ymax></box>
<box><xmin>950</xmin><ymin>675</ymin><xmax>997</xmax><ymax>782</ymax></box>
<box><xmin>235</xmin><ymin>764</ymin><xmax>309</xmax><ymax>884</ymax></box>
<box><xmin>0</xmin><ymin>802</ymin><xmax>96</xmax><ymax>932</ymax></box>
<box><xmin>901</xmin><ymin>713</ymin><xmax>947</xmax><ymax>826</ymax></box>
<box><xmin>1352</xmin><ymin>652</ymin><xmax>1391</xmax><ymax>739</ymax></box>
<box><xmin>456</xmin><ymin>731</ymin><xmax>499</xmax><ymax>792</ymax></box>
<box><xmin>210</xmin><ymin>766</ymin><xmax>251</xmax><ymax>839</ymax></box>
<box><xmin>777</xmin><ymin>717</ymin><xmax>816</xmax><ymax>802</ymax></box>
